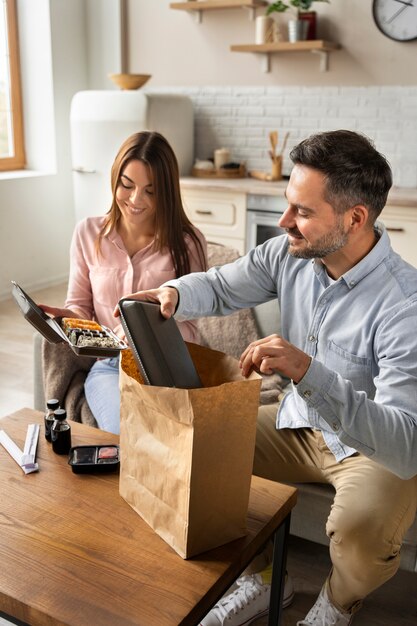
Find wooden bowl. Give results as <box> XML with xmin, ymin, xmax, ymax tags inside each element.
<box><xmin>108</xmin><ymin>73</ymin><xmax>151</xmax><ymax>90</ymax></box>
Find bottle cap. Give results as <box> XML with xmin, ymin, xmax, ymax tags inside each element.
<box><xmin>47</xmin><ymin>399</ymin><xmax>60</xmax><ymax>410</ymax></box>
<box><xmin>53</xmin><ymin>408</ymin><xmax>67</xmax><ymax>421</ymax></box>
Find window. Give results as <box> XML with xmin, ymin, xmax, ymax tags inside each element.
<box><xmin>0</xmin><ymin>0</ymin><xmax>25</xmax><ymax>171</ymax></box>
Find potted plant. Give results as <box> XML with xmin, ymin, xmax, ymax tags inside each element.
<box><xmin>290</xmin><ymin>0</ymin><xmax>330</xmax><ymax>39</ymax></box>
<box><xmin>264</xmin><ymin>1</ymin><xmax>290</xmax><ymax>42</ymax></box>
<box><xmin>266</xmin><ymin>0</ymin><xmax>330</xmax><ymax>42</ymax></box>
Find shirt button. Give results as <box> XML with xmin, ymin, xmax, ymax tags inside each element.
<box><xmin>332</xmin><ymin>421</ymin><xmax>339</xmax><ymax>431</ymax></box>
<box><xmin>303</xmin><ymin>390</ymin><xmax>312</xmax><ymax>398</ymax></box>
<box><xmin>349</xmin><ymin>280</ymin><xmax>355</xmax><ymax>287</ymax></box>
<box><xmin>309</xmin><ymin>335</ymin><xmax>316</xmax><ymax>342</ymax></box>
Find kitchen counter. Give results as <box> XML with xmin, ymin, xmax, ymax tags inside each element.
<box><xmin>180</xmin><ymin>177</ymin><xmax>417</xmax><ymax>208</ymax></box>
<box><xmin>386</xmin><ymin>186</ymin><xmax>417</xmax><ymax>208</ymax></box>
<box><xmin>180</xmin><ymin>176</ymin><xmax>287</xmax><ymax>197</ymax></box>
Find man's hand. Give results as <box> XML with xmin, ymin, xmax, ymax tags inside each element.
<box><xmin>113</xmin><ymin>287</ymin><xmax>179</xmax><ymax>320</ymax></box>
<box><xmin>239</xmin><ymin>334</ymin><xmax>311</xmax><ymax>383</ymax></box>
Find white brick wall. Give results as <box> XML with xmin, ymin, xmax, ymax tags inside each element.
<box><xmin>149</xmin><ymin>86</ymin><xmax>417</xmax><ymax>188</ymax></box>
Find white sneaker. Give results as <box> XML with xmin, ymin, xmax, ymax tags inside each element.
<box><xmin>283</xmin><ymin>572</ymin><xmax>295</xmax><ymax>608</ymax></box>
<box><xmin>297</xmin><ymin>583</ymin><xmax>358</xmax><ymax>626</ymax></box>
<box><xmin>199</xmin><ymin>572</ymin><xmax>294</xmax><ymax>626</ymax></box>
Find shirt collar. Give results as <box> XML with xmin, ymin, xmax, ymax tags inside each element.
<box><xmin>341</xmin><ymin>222</ymin><xmax>388</xmax><ymax>290</ymax></box>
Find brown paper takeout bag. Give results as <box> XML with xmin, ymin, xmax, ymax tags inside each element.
<box><xmin>119</xmin><ymin>343</ymin><xmax>262</xmax><ymax>559</ymax></box>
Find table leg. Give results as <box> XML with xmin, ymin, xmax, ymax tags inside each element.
<box><xmin>268</xmin><ymin>513</ymin><xmax>291</xmax><ymax>626</ymax></box>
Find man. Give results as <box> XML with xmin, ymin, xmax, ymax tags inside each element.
<box><xmin>116</xmin><ymin>130</ymin><xmax>417</xmax><ymax>625</ymax></box>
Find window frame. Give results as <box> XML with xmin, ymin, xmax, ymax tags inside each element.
<box><xmin>0</xmin><ymin>0</ymin><xmax>25</xmax><ymax>171</ymax></box>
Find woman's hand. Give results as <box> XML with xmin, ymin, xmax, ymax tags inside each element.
<box><xmin>113</xmin><ymin>287</ymin><xmax>179</xmax><ymax>320</ymax></box>
<box><xmin>239</xmin><ymin>334</ymin><xmax>311</xmax><ymax>383</ymax></box>
<box><xmin>112</xmin><ymin>323</ymin><xmax>126</xmax><ymax>341</ymax></box>
<box><xmin>38</xmin><ymin>304</ymin><xmax>80</xmax><ymax>319</ymax></box>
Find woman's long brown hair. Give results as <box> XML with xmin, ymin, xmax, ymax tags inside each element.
<box><xmin>96</xmin><ymin>131</ymin><xmax>207</xmax><ymax>276</ymax></box>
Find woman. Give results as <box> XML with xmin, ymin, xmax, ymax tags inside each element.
<box><xmin>41</xmin><ymin>131</ymin><xmax>207</xmax><ymax>433</ymax></box>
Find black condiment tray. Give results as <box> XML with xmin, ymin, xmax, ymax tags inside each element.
<box><xmin>11</xmin><ymin>281</ymin><xmax>127</xmax><ymax>358</ymax></box>
<box><xmin>68</xmin><ymin>445</ymin><xmax>120</xmax><ymax>474</ymax></box>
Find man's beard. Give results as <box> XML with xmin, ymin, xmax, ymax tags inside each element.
<box><xmin>286</xmin><ymin>218</ymin><xmax>349</xmax><ymax>259</ymax></box>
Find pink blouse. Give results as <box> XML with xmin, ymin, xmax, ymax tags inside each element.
<box><xmin>65</xmin><ymin>216</ymin><xmax>207</xmax><ymax>343</ymax></box>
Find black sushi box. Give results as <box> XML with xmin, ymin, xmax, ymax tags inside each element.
<box><xmin>11</xmin><ymin>281</ymin><xmax>127</xmax><ymax>358</ymax></box>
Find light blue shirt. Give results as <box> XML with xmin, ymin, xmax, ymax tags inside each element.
<box><xmin>165</xmin><ymin>224</ymin><xmax>417</xmax><ymax>479</ymax></box>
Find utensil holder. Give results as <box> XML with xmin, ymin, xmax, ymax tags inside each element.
<box><xmin>271</xmin><ymin>157</ymin><xmax>282</xmax><ymax>181</ymax></box>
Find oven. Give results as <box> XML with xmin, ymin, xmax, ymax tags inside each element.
<box><xmin>246</xmin><ymin>193</ymin><xmax>288</xmax><ymax>253</ymax></box>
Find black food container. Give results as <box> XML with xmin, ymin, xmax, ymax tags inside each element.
<box><xmin>12</xmin><ymin>281</ymin><xmax>127</xmax><ymax>358</ymax></box>
<box><xmin>68</xmin><ymin>445</ymin><xmax>120</xmax><ymax>474</ymax></box>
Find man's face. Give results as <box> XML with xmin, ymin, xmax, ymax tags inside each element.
<box><xmin>279</xmin><ymin>164</ymin><xmax>351</xmax><ymax>259</ymax></box>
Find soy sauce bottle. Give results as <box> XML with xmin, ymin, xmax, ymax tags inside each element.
<box><xmin>44</xmin><ymin>398</ymin><xmax>60</xmax><ymax>441</ymax></box>
<box><xmin>51</xmin><ymin>408</ymin><xmax>72</xmax><ymax>455</ymax></box>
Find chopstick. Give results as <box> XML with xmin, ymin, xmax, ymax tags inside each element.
<box><xmin>280</xmin><ymin>131</ymin><xmax>290</xmax><ymax>156</ymax></box>
<box><xmin>268</xmin><ymin>131</ymin><xmax>290</xmax><ymax>162</ymax></box>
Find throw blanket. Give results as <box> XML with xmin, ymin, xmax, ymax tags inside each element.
<box><xmin>41</xmin><ymin>338</ymin><xmax>97</xmax><ymax>427</ymax></box>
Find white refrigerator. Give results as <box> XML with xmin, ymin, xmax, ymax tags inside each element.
<box><xmin>70</xmin><ymin>91</ymin><xmax>194</xmax><ymax>222</ymax></box>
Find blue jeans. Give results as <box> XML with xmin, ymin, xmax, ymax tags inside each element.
<box><xmin>84</xmin><ymin>357</ymin><xmax>120</xmax><ymax>434</ymax></box>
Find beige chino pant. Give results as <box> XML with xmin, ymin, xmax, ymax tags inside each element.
<box><xmin>254</xmin><ymin>403</ymin><xmax>417</xmax><ymax>610</ymax></box>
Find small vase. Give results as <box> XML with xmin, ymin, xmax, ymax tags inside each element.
<box><xmin>299</xmin><ymin>11</ymin><xmax>316</xmax><ymax>40</ymax></box>
<box><xmin>288</xmin><ymin>19</ymin><xmax>308</xmax><ymax>43</ymax></box>
<box><xmin>273</xmin><ymin>21</ymin><xmax>286</xmax><ymax>43</ymax></box>
<box><xmin>255</xmin><ymin>16</ymin><xmax>275</xmax><ymax>44</ymax></box>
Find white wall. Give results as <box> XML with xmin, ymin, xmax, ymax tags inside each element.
<box><xmin>127</xmin><ymin>0</ymin><xmax>417</xmax><ymax>86</ymax></box>
<box><xmin>132</xmin><ymin>0</ymin><xmax>417</xmax><ymax>186</ymax></box>
<box><xmin>0</xmin><ymin>0</ymin><xmax>121</xmax><ymax>300</ymax></box>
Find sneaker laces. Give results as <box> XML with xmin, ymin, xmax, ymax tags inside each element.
<box><xmin>210</xmin><ymin>574</ymin><xmax>269</xmax><ymax>622</ymax></box>
<box><xmin>307</xmin><ymin>596</ymin><xmax>341</xmax><ymax>625</ymax></box>
<box><xmin>299</xmin><ymin>586</ymin><xmax>353</xmax><ymax>626</ymax></box>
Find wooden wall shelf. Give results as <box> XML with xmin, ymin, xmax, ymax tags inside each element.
<box><xmin>170</xmin><ymin>1</ymin><xmax>267</xmax><ymax>23</ymax></box>
<box><xmin>231</xmin><ymin>40</ymin><xmax>341</xmax><ymax>72</ymax></box>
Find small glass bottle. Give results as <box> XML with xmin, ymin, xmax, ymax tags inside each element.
<box><xmin>44</xmin><ymin>398</ymin><xmax>60</xmax><ymax>441</ymax></box>
<box><xmin>51</xmin><ymin>408</ymin><xmax>72</xmax><ymax>455</ymax></box>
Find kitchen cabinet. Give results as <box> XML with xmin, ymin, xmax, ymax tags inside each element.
<box><xmin>181</xmin><ymin>187</ymin><xmax>246</xmax><ymax>254</ymax></box>
<box><xmin>380</xmin><ymin>205</ymin><xmax>417</xmax><ymax>268</ymax></box>
<box><xmin>180</xmin><ymin>178</ymin><xmax>417</xmax><ymax>266</ymax></box>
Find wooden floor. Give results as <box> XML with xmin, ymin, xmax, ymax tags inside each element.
<box><xmin>1</xmin><ymin>284</ymin><xmax>416</xmax><ymax>626</ymax></box>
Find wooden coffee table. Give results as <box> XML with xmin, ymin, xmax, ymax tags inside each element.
<box><xmin>0</xmin><ymin>409</ymin><xmax>297</xmax><ymax>626</ymax></box>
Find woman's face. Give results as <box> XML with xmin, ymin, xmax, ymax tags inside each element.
<box><xmin>116</xmin><ymin>159</ymin><xmax>156</xmax><ymax>230</ymax></box>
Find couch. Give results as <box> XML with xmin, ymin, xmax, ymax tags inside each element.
<box><xmin>32</xmin><ymin>242</ymin><xmax>417</xmax><ymax>573</ymax></box>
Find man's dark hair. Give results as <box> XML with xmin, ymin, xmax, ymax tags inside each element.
<box><xmin>289</xmin><ymin>130</ymin><xmax>393</xmax><ymax>222</ymax></box>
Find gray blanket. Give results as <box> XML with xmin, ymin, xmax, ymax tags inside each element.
<box><xmin>41</xmin><ymin>338</ymin><xmax>97</xmax><ymax>426</ymax></box>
